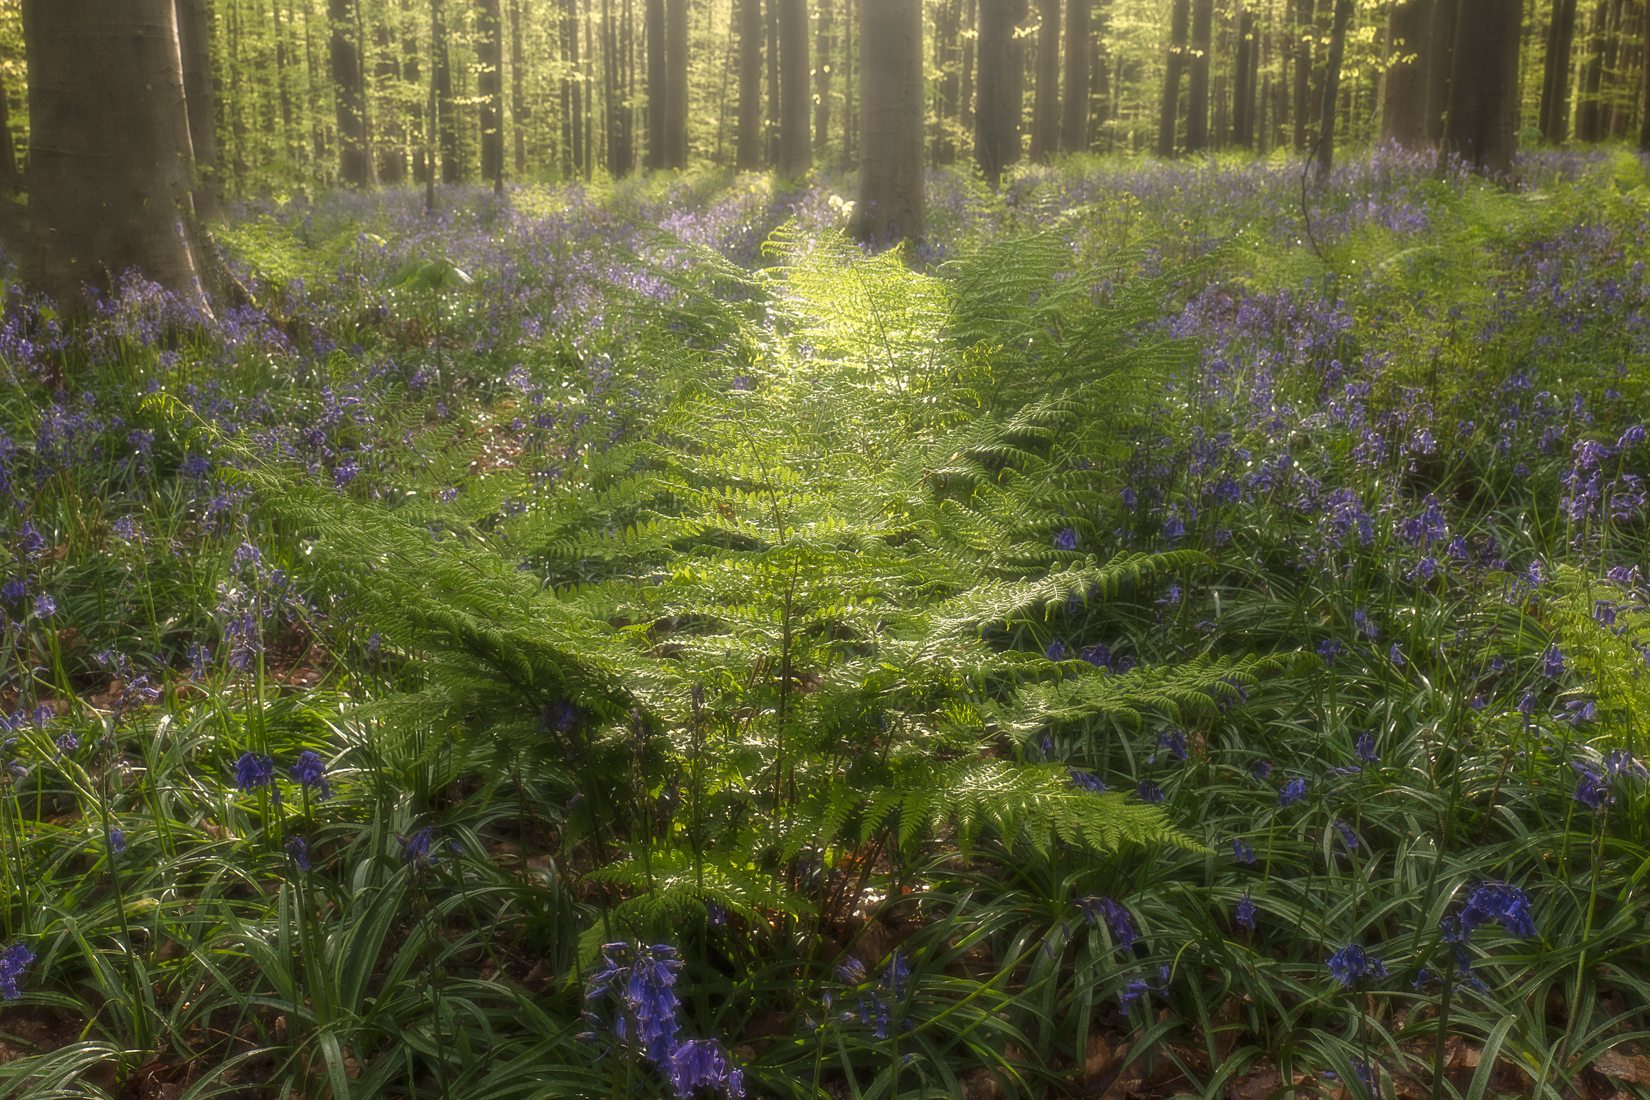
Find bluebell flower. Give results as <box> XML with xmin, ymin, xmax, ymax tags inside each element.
<box><xmin>1157</xmin><ymin>729</ymin><xmax>1188</xmax><ymax>762</ymax></box>
<box><xmin>31</xmin><ymin>594</ymin><xmax>55</xmax><ymax>619</ymax></box>
<box><xmin>286</xmin><ymin>835</ymin><xmax>312</xmax><ymax>872</ymax></box>
<box><xmin>1460</xmin><ymin>882</ymin><xmax>1537</xmax><ymax>939</ymax></box>
<box><xmin>1316</xmin><ymin>638</ymin><xmax>1343</xmax><ymax>665</ymax></box>
<box><xmin>1235</xmin><ymin>890</ymin><xmax>1257</xmax><ymax>931</ymax></box>
<box><xmin>1573</xmin><ymin>763</ymin><xmax>1612</xmax><ymax>810</ymax></box>
<box><xmin>400</xmin><ymin>825</ymin><xmax>440</xmax><ymax>867</ymax></box>
<box><xmin>290</xmin><ymin>750</ymin><xmax>331</xmax><ymax>799</ymax></box>
<box><xmin>1135</xmin><ymin>779</ymin><xmax>1165</xmax><ymax>803</ymax></box>
<box><xmin>1045</xmin><ymin>639</ymin><xmax>1067</xmax><ymax>661</ymax></box>
<box><xmin>1232</xmin><ymin>838</ymin><xmax>1256</xmax><ymax>865</ymax></box>
<box><xmin>108</xmin><ymin>828</ymin><xmax>125</xmax><ymax>855</ymax></box>
<box><xmin>586</xmin><ymin>942</ymin><xmax>684</xmax><ymax>1067</ymax></box>
<box><xmin>667</xmin><ymin>1039</ymin><xmax>745</xmax><ymax>1098</ymax></box>
<box><xmin>1278</xmin><ymin>776</ymin><xmax>1308</xmax><ymax>807</ymax></box>
<box><xmin>0</xmin><ymin>943</ymin><xmax>33</xmax><ymax>1000</ymax></box>
<box><xmin>1069</xmin><ymin>769</ymin><xmax>1108</xmax><ymax>794</ymax></box>
<box><xmin>1118</xmin><ymin>964</ymin><xmax>1169</xmax><ymax>1009</ymax></box>
<box><xmin>1562</xmin><ymin>698</ymin><xmax>1597</xmax><ymax>725</ymax></box>
<box><xmin>1054</xmin><ymin>527</ymin><xmax>1078</xmax><ymax>552</ymax></box>
<box><xmin>233</xmin><ymin>752</ymin><xmax>274</xmax><ymax>792</ymax></box>
<box><xmin>1354</xmin><ymin>732</ymin><xmax>1378</xmax><ymax>763</ymax></box>
<box><xmin>1249</xmin><ymin>759</ymin><xmax>1273</xmax><ymax>780</ymax></box>
<box><xmin>55</xmin><ymin>733</ymin><xmax>79</xmax><ymax>755</ymax></box>
<box><xmin>1542</xmin><ymin>644</ymin><xmax>1565</xmax><ymax>679</ymax></box>
<box><xmin>1079</xmin><ymin>896</ymin><xmax>1139</xmax><ymax>952</ymax></box>
<box><xmin>834</xmin><ymin>957</ymin><xmax>867</xmax><ymax>985</ymax></box>
<box><xmin>1333</xmin><ymin>820</ymin><xmax>1360</xmax><ymax>851</ymax></box>
<box><xmin>1388</xmin><ymin>642</ymin><xmax>1406</xmax><ymax>667</ymax></box>
<box><xmin>1604</xmin><ymin>749</ymin><xmax>1648</xmax><ymax>780</ymax></box>
<box><xmin>1326</xmin><ymin>943</ymin><xmax>1387</xmax><ymax>988</ymax></box>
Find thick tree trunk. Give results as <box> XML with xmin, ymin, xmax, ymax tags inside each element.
<box><xmin>375</xmin><ymin>13</ymin><xmax>406</xmax><ymax>182</ymax></box>
<box><xmin>1061</xmin><ymin>0</ymin><xmax>1089</xmax><ymax>152</ymax></box>
<box><xmin>1313</xmin><ymin>0</ymin><xmax>1352</xmax><ymax>177</ymax></box>
<box><xmin>1231</xmin><ymin>6</ymin><xmax>1253</xmax><ymax>146</ymax></box>
<box><xmin>22</xmin><ymin>0</ymin><xmax>211</xmax><ymax>311</ymax></box>
<box><xmin>433</xmin><ymin>0</ymin><xmax>460</xmax><ymax>181</ymax></box>
<box><xmin>934</xmin><ymin>0</ymin><xmax>961</xmax><ymax>162</ymax></box>
<box><xmin>736</xmin><ymin>0</ymin><xmax>763</xmax><ymax>168</ymax></box>
<box><xmin>1540</xmin><ymin>0</ymin><xmax>1580</xmax><ymax>140</ymax></box>
<box><xmin>1030</xmin><ymin>0</ymin><xmax>1060</xmax><ymax>161</ymax></box>
<box><xmin>664</xmin><ymin>0</ymin><xmax>688</xmax><ymax>166</ymax></box>
<box><xmin>1442</xmin><ymin>0</ymin><xmax>1520</xmax><ymax>175</ymax></box>
<box><xmin>1382</xmin><ymin>0</ymin><xmax>1432</xmax><ymax>148</ymax></box>
<box><xmin>1291</xmin><ymin>0</ymin><xmax>1311</xmax><ymax>149</ymax></box>
<box><xmin>976</xmin><ymin>0</ymin><xmax>1028</xmax><ymax>184</ymax></box>
<box><xmin>1577</xmin><ymin>0</ymin><xmax>1607</xmax><ymax>140</ymax></box>
<box><xmin>1186</xmin><ymin>0</ymin><xmax>1213</xmax><ymax>151</ymax></box>
<box><xmin>1422</xmin><ymin>0</ymin><xmax>1457</xmax><ymax>143</ymax></box>
<box><xmin>777</xmin><ymin>0</ymin><xmax>811</xmax><ymax>176</ymax></box>
<box><xmin>855</xmin><ymin>0</ymin><xmax>923</xmax><ymax>245</ymax></box>
<box><xmin>177</xmin><ymin>0</ymin><xmax>224</xmax><ymax>217</ymax></box>
<box><xmin>476</xmin><ymin>0</ymin><xmax>504</xmax><ymax>191</ymax></box>
<box><xmin>1159</xmin><ymin>0</ymin><xmax>1190</xmax><ymax>157</ymax></box>
<box><xmin>1639</xmin><ymin>0</ymin><xmax>1650</xmax><ymax>150</ymax></box>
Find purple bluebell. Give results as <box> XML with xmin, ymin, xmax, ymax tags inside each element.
<box><xmin>1232</xmin><ymin>838</ymin><xmax>1257</xmax><ymax>865</ymax></box>
<box><xmin>1573</xmin><ymin>763</ymin><xmax>1613</xmax><ymax>811</ymax></box>
<box><xmin>108</xmin><ymin>828</ymin><xmax>125</xmax><ymax>855</ymax></box>
<box><xmin>1278</xmin><ymin>777</ymin><xmax>1308</xmax><ymax>807</ymax></box>
<box><xmin>286</xmin><ymin>835</ymin><xmax>312</xmax><ymax>872</ymax></box>
<box><xmin>1542</xmin><ymin>644</ymin><xmax>1566</xmax><ymax>679</ymax></box>
<box><xmin>1136</xmin><ymin>779</ymin><xmax>1165</xmax><ymax>803</ymax></box>
<box><xmin>1354</xmin><ymin>732</ymin><xmax>1378</xmax><ymax>763</ymax></box>
<box><xmin>1235</xmin><ymin>890</ymin><xmax>1257</xmax><ymax>931</ymax></box>
<box><xmin>1326</xmin><ymin>943</ymin><xmax>1387</xmax><ymax>988</ymax></box>
<box><xmin>290</xmin><ymin>750</ymin><xmax>331</xmax><ymax>799</ymax></box>
<box><xmin>1045</xmin><ymin>639</ymin><xmax>1067</xmax><ymax>661</ymax></box>
<box><xmin>234</xmin><ymin>752</ymin><xmax>274</xmax><ymax>792</ymax></box>
<box><xmin>1069</xmin><ymin>769</ymin><xmax>1108</xmax><ymax>794</ymax></box>
<box><xmin>667</xmin><ymin>1039</ymin><xmax>745</xmax><ymax>1098</ymax></box>
<box><xmin>1054</xmin><ymin>527</ymin><xmax>1078</xmax><ymax>552</ymax></box>
<box><xmin>1460</xmin><ymin>882</ymin><xmax>1537</xmax><ymax>939</ymax></box>
<box><xmin>0</xmin><ymin>943</ymin><xmax>32</xmax><ymax>1000</ymax></box>
<box><xmin>1333</xmin><ymin>820</ymin><xmax>1360</xmax><ymax>851</ymax></box>
<box><xmin>1080</xmin><ymin>896</ymin><xmax>1139</xmax><ymax>952</ymax></box>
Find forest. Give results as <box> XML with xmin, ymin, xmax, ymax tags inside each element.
<box><xmin>2</xmin><ymin>0</ymin><xmax>1650</xmax><ymax>1098</ymax></box>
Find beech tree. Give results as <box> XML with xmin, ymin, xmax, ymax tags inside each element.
<box><xmin>976</xmin><ymin>0</ymin><xmax>1028</xmax><ymax>184</ymax></box>
<box><xmin>1030</xmin><ymin>0</ymin><xmax>1060</xmax><ymax>162</ymax></box>
<box><xmin>1381</xmin><ymin>0</ymin><xmax>1431</xmax><ymax>148</ymax></box>
<box><xmin>22</xmin><ymin>0</ymin><xmax>212</xmax><ymax>311</ymax></box>
<box><xmin>1185</xmin><ymin>0</ymin><xmax>1212</xmax><ymax>152</ymax></box>
<box><xmin>777</xmin><ymin>0</ymin><xmax>811</xmax><ymax>176</ymax></box>
<box><xmin>1158</xmin><ymin>0</ymin><xmax>1189</xmax><ymax>157</ymax></box>
<box><xmin>476</xmin><ymin>0</ymin><xmax>504</xmax><ymax>192</ymax></box>
<box><xmin>1061</xmin><ymin>0</ymin><xmax>1090</xmax><ymax>152</ymax></box>
<box><xmin>1540</xmin><ymin>0</ymin><xmax>1580</xmax><ymax>141</ymax></box>
<box><xmin>1442</xmin><ymin>0</ymin><xmax>1521</xmax><ymax>175</ymax></box>
<box><xmin>854</xmin><ymin>0</ymin><xmax>923</xmax><ymax>244</ymax></box>
<box><xmin>736</xmin><ymin>0</ymin><xmax>763</xmax><ymax>169</ymax></box>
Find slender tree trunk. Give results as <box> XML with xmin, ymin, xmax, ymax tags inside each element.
<box><xmin>815</xmin><ymin>0</ymin><xmax>834</xmax><ymax>156</ymax></box>
<box><xmin>842</xmin><ymin>0</ymin><xmax>857</xmax><ymax>167</ymax></box>
<box><xmin>1159</xmin><ymin>0</ymin><xmax>1190</xmax><ymax>156</ymax></box>
<box><xmin>22</xmin><ymin>0</ymin><xmax>211</xmax><ymax>311</ymax></box>
<box><xmin>177</xmin><ymin>0</ymin><xmax>225</xmax><ymax>216</ymax></box>
<box><xmin>777</xmin><ymin>0</ymin><xmax>811</xmax><ymax>175</ymax></box>
<box><xmin>934</xmin><ymin>0</ymin><xmax>960</xmax><ymax>161</ymax></box>
<box><xmin>330</xmin><ymin>0</ymin><xmax>372</xmax><ymax>185</ymax></box>
<box><xmin>1578</xmin><ymin>0</ymin><xmax>1607</xmax><ymax>140</ymax></box>
<box><xmin>1638</xmin><ymin>0</ymin><xmax>1650</xmax><ymax>150</ymax></box>
<box><xmin>432</xmin><ymin>0</ymin><xmax>461</xmax><ymax>180</ymax></box>
<box><xmin>1061</xmin><ymin>0</ymin><xmax>1089</xmax><ymax>151</ymax></box>
<box><xmin>977</xmin><ymin>0</ymin><xmax>1028</xmax><ymax>184</ymax></box>
<box><xmin>1185</xmin><ymin>0</ymin><xmax>1213</xmax><ymax>150</ymax></box>
<box><xmin>1312</xmin><ymin>0</ymin><xmax>1351</xmax><ymax>177</ymax></box>
<box><xmin>961</xmin><ymin>0</ymin><xmax>977</xmax><ymax>141</ymax></box>
<box><xmin>1030</xmin><ymin>0</ymin><xmax>1060</xmax><ymax>160</ymax></box>
<box><xmin>661</xmin><ymin>0</ymin><xmax>688</xmax><ymax>166</ymax></box>
<box><xmin>1540</xmin><ymin>0</ymin><xmax>1580</xmax><ymax>140</ymax></box>
<box><xmin>475</xmin><ymin>0</ymin><xmax>503</xmax><ymax>190</ymax></box>
<box><xmin>767</xmin><ymin>0</ymin><xmax>782</xmax><ymax>162</ymax></box>
<box><xmin>645</xmin><ymin>0</ymin><xmax>665</xmax><ymax>167</ymax></box>
<box><xmin>1443</xmin><ymin>0</ymin><xmax>1521</xmax><ymax>174</ymax></box>
<box><xmin>855</xmin><ymin>0</ymin><xmax>923</xmax><ymax>245</ymax></box>
<box><xmin>1232</xmin><ymin>5</ymin><xmax>1255</xmax><ymax>146</ymax></box>
<box><xmin>735</xmin><ymin>0</ymin><xmax>763</xmax><ymax>168</ymax></box>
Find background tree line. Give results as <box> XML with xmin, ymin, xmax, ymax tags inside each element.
<box><xmin>6</xmin><ymin>0</ymin><xmax>1650</xmax><ymax>310</ymax></box>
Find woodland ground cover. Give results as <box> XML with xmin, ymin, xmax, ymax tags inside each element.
<box><xmin>0</xmin><ymin>147</ymin><xmax>1649</xmax><ymax>1098</ymax></box>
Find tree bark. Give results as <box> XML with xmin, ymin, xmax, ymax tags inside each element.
<box><xmin>23</xmin><ymin>0</ymin><xmax>211</xmax><ymax>311</ymax></box>
<box><xmin>1442</xmin><ymin>0</ymin><xmax>1521</xmax><ymax>175</ymax></box>
<box><xmin>1061</xmin><ymin>0</ymin><xmax>1089</xmax><ymax>152</ymax></box>
<box><xmin>1381</xmin><ymin>0</ymin><xmax>1431</xmax><ymax>147</ymax></box>
<box><xmin>664</xmin><ymin>0</ymin><xmax>688</xmax><ymax>166</ymax></box>
<box><xmin>777</xmin><ymin>0</ymin><xmax>811</xmax><ymax>176</ymax></box>
<box><xmin>1030</xmin><ymin>0</ymin><xmax>1060</xmax><ymax>161</ymax></box>
<box><xmin>1312</xmin><ymin>0</ymin><xmax>1352</xmax><ymax>177</ymax></box>
<box><xmin>855</xmin><ymin>0</ymin><xmax>923</xmax><ymax>245</ymax></box>
<box><xmin>1422</xmin><ymin>0</ymin><xmax>1457</xmax><ymax>143</ymax></box>
<box><xmin>1232</xmin><ymin>5</ymin><xmax>1256</xmax><ymax>146</ymax></box>
<box><xmin>976</xmin><ymin>0</ymin><xmax>1028</xmax><ymax>184</ymax></box>
<box><xmin>1186</xmin><ymin>0</ymin><xmax>1213</xmax><ymax>151</ymax></box>
<box><xmin>815</xmin><ymin>0</ymin><xmax>834</xmax><ymax>156</ymax></box>
<box><xmin>1540</xmin><ymin>0</ymin><xmax>1580</xmax><ymax>140</ymax></box>
<box><xmin>177</xmin><ymin>0</ymin><xmax>224</xmax><ymax>217</ymax></box>
<box><xmin>1159</xmin><ymin>0</ymin><xmax>1190</xmax><ymax>157</ymax></box>
<box><xmin>1577</xmin><ymin>0</ymin><xmax>1607</xmax><ymax>140</ymax></box>
<box><xmin>1639</xmin><ymin>0</ymin><xmax>1650</xmax><ymax>150</ymax></box>
<box><xmin>433</xmin><ymin>0</ymin><xmax>461</xmax><ymax>181</ymax></box>
<box><xmin>736</xmin><ymin>0</ymin><xmax>763</xmax><ymax>168</ymax></box>
<box><xmin>476</xmin><ymin>0</ymin><xmax>504</xmax><ymax>191</ymax></box>
<box><xmin>646</xmin><ymin>0</ymin><xmax>666</xmax><ymax>167</ymax></box>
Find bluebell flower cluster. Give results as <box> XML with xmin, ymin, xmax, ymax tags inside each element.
<box><xmin>585</xmin><ymin>942</ymin><xmax>743</xmax><ymax>1097</ymax></box>
<box><xmin>0</xmin><ymin>943</ymin><xmax>33</xmax><ymax>1000</ymax></box>
<box><xmin>1326</xmin><ymin>943</ymin><xmax>1386</xmax><ymax>989</ymax></box>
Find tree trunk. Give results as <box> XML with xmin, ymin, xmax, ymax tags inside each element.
<box><xmin>855</xmin><ymin>0</ymin><xmax>923</xmax><ymax>245</ymax></box>
<box><xmin>1186</xmin><ymin>0</ymin><xmax>1213</xmax><ymax>151</ymax></box>
<box><xmin>815</xmin><ymin>0</ymin><xmax>834</xmax><ymax>156</ymax></box>
<box><xmin>645</xmin><ymin>0</ymin><xmax>666</xmax><ymax>167</ymax></box>
<box><xmin>735</xmin><ymin>0</ymin><xmax>763</xmax><ymax>168</ymax></box>
<box><xmin>1159</xmin><ymin>0</ymin><xmax>1190</xmax><ymax>156</ymax></box>
<box><xmin>1061</xmin><ymin>0</ymin><xmax>1089</xmax><ymax>151</ymax></box>
<box><xmin>777</xmin><ymin>0</ymin><xmax>811</xmax><ymax>176</ymax></box>
<box><xmin>663</xmin><ymin>0</ymin><xmax>688</xmax><ymax>166</ymax></box>
<box><xmin>1540</xmin><ymin>0</ymin><xmax>1580</xmax><ymax>140</ymax></box>
<box><xmin>1443</xmin><ymin>0</ymin><xmax>1520</xmax><ymax>174</ymax></box>
<box><xmin>330</xmin><ymin>0</ymin><xmax>372</xmax><ymax>185</ymax></box>
<box><xmin>1313</xmin><ymin>0</ymin><xmax>1352</xmax><ymax>177</ymax></box>
<box><xmin>23</xmin><ymin>0</ymin><xmax>211</xmax><ymax>311</ymax></box>
<box><xmin>842</xmin><ymin>0</ymin><xmax>857</xmax><ymax>167</ymax></box>
<box><xmin>432</xmin><ymin>0</ymin><xmax>461</xmax><ymax>181</ymax></box>
<box><xmin>1030</xmin><ymin>0</ymin><xmax>1060</xmax><ymax>160</ymax></box>
<box><xmin>976</xmin><ymin>0</ymin><xmax>1028</xmax><ymax>184</ymax></box>
<box><xmin>476</xmin><ymin>0</ymin><xmax>504</xmax><ymax>191</ymax></box>
<box><xmin>1381</xmin><ymin>0</ymin><xmax>1431</xmax><ymax>147</ymax></box>
<box><xmin>1639</xmin><ymin>0</ymin><xmax>1650</xmax><ymax>150</ymax></box>
<box><xmin>1422</xmin><ymin>0</ymin><xmax>1457</xmax><ymax>142</ymax></box>
<box><xmin>960</xmin><ymin>0</ymin><xmax>977</xmax><ymax>140</ymax></box>
<box><xmin>176</xmin><ymin>0</ymin><xmax>224</xmax><ymax>217</ymax></box>
<box><xmin>1577</xmin><ymin>0</ymin><xmax>1607</xmax><ymax>140</ymax></box>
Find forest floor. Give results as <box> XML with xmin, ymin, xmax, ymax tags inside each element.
<box><xmin>2</xmin><ymin>148</ymin><xmax>1650</xmax><ymax>1099</ymax></box>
